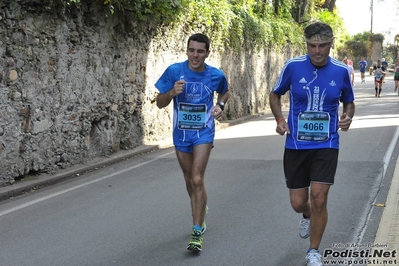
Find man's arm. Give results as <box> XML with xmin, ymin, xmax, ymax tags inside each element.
<box><xmin>216</xmin><ymin>91</ymin><xmax>230</xmax><ymax>104</ymax></box>
<box><xmin>156</xmin><ymin>80</ymin><xmax>186</xmax><ymax>109</ymax></box>
<box><xmin>270</xmin><ymin>91</ymin><xmax>290</xmax><ymax>135</ymax></box>
<box><xmin>343</xmin><ymin>102</ymin><xmax>355</xmax><ymax>119</ymax></box>
<box><xmin>270</xmin><ymin>91</ymin><xmax>284</xmax><ymax>121</ymax></box>
<box><xmin>339</xmin><ymin>102</ymin><xmax>355</xmax><ymax>132</ymax></box>
<box><xmin>211</xmin><ymin>91</ymin><xmax>230</xmax><ymax>121</ymax></box>
<box><xmin>156</xmin><ymin>92</ymin><xmax>174</xmax><ymax>109</ymax></box>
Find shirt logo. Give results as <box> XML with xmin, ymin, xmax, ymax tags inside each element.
<box><xmin>191</xmin><ymin>84</ymin><xmax>199</xmax><ymax>93</ymax></box>
<box><xmin>299</xmin><ymin>77</ymin><xmax>307</xmax><ymax>83</ymax></box>
<box><xmin>329</xmin><ymin>80</ymin><xmax>336</xmax><ymax>86</ymax></box>
<box><xmin>185</xmin><ymin>82</ymin><xmax>203</xmax><ymax>101</ymax></box>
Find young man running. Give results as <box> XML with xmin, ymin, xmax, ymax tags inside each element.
<box><xmin>270</xmin><ymin>22</ymin><xmax>355</xmax><ymax>266</ymax></box>
<box><xmin>155</xmin><ymin>33</ymin><xmax>229</xmax><ymax>252</ymax></box>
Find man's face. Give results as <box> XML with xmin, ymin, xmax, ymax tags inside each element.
<box><xmin>186</xmin><ymin>40</ymin><xmax>210</xmax><ymax>72</ymax></box>
<box><xmin>306</xmin><ymin>41</ymin><xmax>332</xmax><ymax>67</ymax></box>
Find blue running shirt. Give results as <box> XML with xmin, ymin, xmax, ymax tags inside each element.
<box><xmin>155</xmin><ymin>60</ymin><xmax>228</xmax><ymax>137</ymax></box>
<box><xmin>273</xmin><ymin>54</ymin><xmax>355</xmax><ymax>150</ymax></box>
<box><xmin>358</xmin><ymin>60</ymin><xmax>367</xmax><ymax>72</ymax></box>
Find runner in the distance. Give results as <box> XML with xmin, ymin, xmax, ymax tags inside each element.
<box><xmin>373</xmin><ymin>59</ymin><xmax>386</xmax><ymax>97</ymax></box>
<box><xmin>343</xmin><ymin>57</ymin><xmax>355</xmax><ymax>87</ymax></box>
<box><xmin>358</xmin><ymin>57</ymin><xmax>367</xmax><ymax>83</ymax></box>
<box><xmin>394</xmin><ymin>59</ymin><xmax>399</xmax><ymax>93</ymax></box>
<box><xmin>381</xmin><ymin>58</ymin><xmax>388</xmax><ymax>83</ymax></box>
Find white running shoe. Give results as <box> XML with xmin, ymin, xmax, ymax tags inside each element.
<box><xmin>306</xmin><ymin>250</ymin><xmax>323</xmax><ymax>266</ymax></box>
<box><xmin>299</xmin><ymin>217</ymin><xmax>310</xmax><ymax>239</ymax></box>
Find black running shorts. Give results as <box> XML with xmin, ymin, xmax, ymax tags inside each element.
<box><xmin>283</xmin><ymin>148</ymin><xmax>339</xmax><ymax>189</ymax></box>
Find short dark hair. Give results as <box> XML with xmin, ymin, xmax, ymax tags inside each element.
<box><xmin>304</xmin><ymin>22</ymin><xmax>334</xmax><ymax>41</ymax></box>
<box><xmin>187</xmin><ymin>33</ymin><xmax>210</xmax><ymax>51</ymax></box>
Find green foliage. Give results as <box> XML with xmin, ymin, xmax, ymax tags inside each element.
<box><xmin>385</xmin><ymin>44</ymin><xmax>398</xmax><ymax>62</ymax></box>
<box><xmin>342</xmin><ymin>40</ymin><xmax>368</xmax><ymax>59</ymax></box>
<box><xmin>252</xmin><ymin>0</ymin><xmax>274</xmax><ymax>18</ymax></box>
<box><xmin>337</xmin><ymin>32</ymin><xmax>370</xmax><ymax>60</ymax></box>
<box><xmin>224</xmin><ymin>1</ymin><xmax>304</xmax><ymax>50</ymax></box>
<box><xmin>37</xmin><ymin>0</ymin><xmax>185</xmax><ymax>22</ymax></box>
<box><xmin>182</xmin><ymin>0</ymin><xmax>234</xmax><ymax>49</ymax></box>
<box><xmin>270</xmin><ymin>19</ymin><xmax>304</xmax><ymax>48</ymax></box>
<box><xmin>277</xmin><ymin>0</ymin><xmax>297</xmax><ymax>19</ymax></box>
<box><xmin>100</xmin><ymin>0</ymin><xmax>186</xmax><ymax>21</ymax></box>
<box><xmin>372</xmin><ymin>33</ymin><xmax>384</xmax><ymax>43</ymax></box>
<box><xmin>314</xmin><ymin>10</ymin><xmax>342</xmax><ymax>31</ymax></box>
<box><xmin>352</xmin><ymin>32</ymin><xmax>372</xmax><ymax>42</ymax></box>
<box><xmin>337</xmin><ymin>31</ymin><xmax>387</xmax><ymax>61</ymax></box>
<box><xmin>27</xmin><ymin>0</ymin><xmax>350</xmax><ymax>53</ymax></box>
<box><xmin>227</xmin><ymin>3</ymin><xmax>274</xmax><ymax>50</ymax></box>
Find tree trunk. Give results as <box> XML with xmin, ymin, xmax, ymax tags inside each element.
<box><xmin>328</xmin><ymin>0</ymin><xmax>336</xmax><ymax>12</ymax></box>
<box><xmin>323</xmin><ymin>0</ymin><xmax>336</xmax><ymax>12</ymax></box>
<box><xmin>294</xmin><ymin>0</ymin><xmax>308</xmax><ymax>23</ymax></box>
<box><xmin>273</xmin><ymin>0</ymin><xmax>279</xmax><ymax>15</ymax></box>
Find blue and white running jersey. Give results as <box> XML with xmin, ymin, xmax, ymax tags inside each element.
<box><xmin>273</xmin><ymin>54</ymin><xmax>355</xmax><ymax>150</ymax></box>
<box><xmin>359</xmin><ymin>60</ymin><xmax>367</xmax><ymax>72</ymax></box>
<box><xmin>155</xmin><ymin>60</ymin><xmax>228</xmax><ymax>137</ymax></box>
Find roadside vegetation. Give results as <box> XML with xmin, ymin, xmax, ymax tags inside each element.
<box><xmin>34</xmin><ymin>0</ymin><xmax>399</xmax><ymax>63</ymax></box>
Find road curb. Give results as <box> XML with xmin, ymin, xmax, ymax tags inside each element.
<box><xmin>0</xmin><ymin>112</ymin><xmax>267</xmax><ymax>202</ymax></box>
<box><xmin>367</xmin><ymin>157</ymin><xmax>399</xmax><ymax>266</ymax></box>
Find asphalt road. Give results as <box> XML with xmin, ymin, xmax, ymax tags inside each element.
<box><xmin>0</xmin><ymin>72</ymin><xmax>398</xmax><ymax>266</ymax></box>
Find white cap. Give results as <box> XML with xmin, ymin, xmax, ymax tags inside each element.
<box><xmin>382</xmin><ymin>58</ymin><xmax>386</xmax><ymax>61</ymax></box>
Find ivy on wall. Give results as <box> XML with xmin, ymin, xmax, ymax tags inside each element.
<box><xmin>21</xmin><ymin>0</ymin><xmax>346</xmax><ymax>53</ymax></box>
<box><xmin>28</xmin><ymin>0</ymin><xmax>305</xmax><ymax>52</ymax></box>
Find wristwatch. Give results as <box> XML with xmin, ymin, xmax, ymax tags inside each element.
<box><xmin>217</xmin><ymin>102</ymin><xmax>225</xmax><ymax>111</ymax></box>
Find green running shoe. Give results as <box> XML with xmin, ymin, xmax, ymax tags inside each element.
<box><xmin>201</xmin><ymin>205</ymin><xmax>208</xmax><ymax>234</ymax></box>
<box><xmin>187</xmin><ymin>229</ymin><xmax>203</xmax><ymax>252</ymax></box>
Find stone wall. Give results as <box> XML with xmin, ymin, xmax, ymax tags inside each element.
<box><xmin>371</xmin><ymin>41</ymin><xmax>383</xmax><ymax>63</ymax></box>
<box><xmin>0</xmin><ymin>1</ymin><xmax>297</xmax><ymax>186</ymax></box>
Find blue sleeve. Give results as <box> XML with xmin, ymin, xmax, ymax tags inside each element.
<box><xmin>273</xmin><ymin>62</ymin><xmax>292</xmax><ymax>95</ymax></box>
<box><xmin>155</xmin><ymin>63</ymin><xmax>180</xmax><ymax>94</ymax></box>
<box><xmin>212</xmin><ymin>68</ymin><xmax>228</xmax><ymax>94</ymax></box>
<box><xmin>341</xmin><ymin>70</ymin><xmax>355</xmax><ymax>103</ymax></box>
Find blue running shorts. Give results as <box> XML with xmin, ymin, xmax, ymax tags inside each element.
<box><xmin>174</xmin><ymin>126</ymin><xmax>215</xmax><ymax>153</ymax></box>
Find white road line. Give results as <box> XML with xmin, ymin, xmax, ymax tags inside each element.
<box><xmin>352</xmin><ymin>126</ymin><xmax>399</xmax><ymax>245</ymax></box>
<box><xmin>0</xmin><ymin>151</ymin><xmax>174</xmax><ymax>217</ymax></box>
<box><xmin>367</xmin><ymin>127</ymin><xmax>399</xmax><ymax>263</ymax></box>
